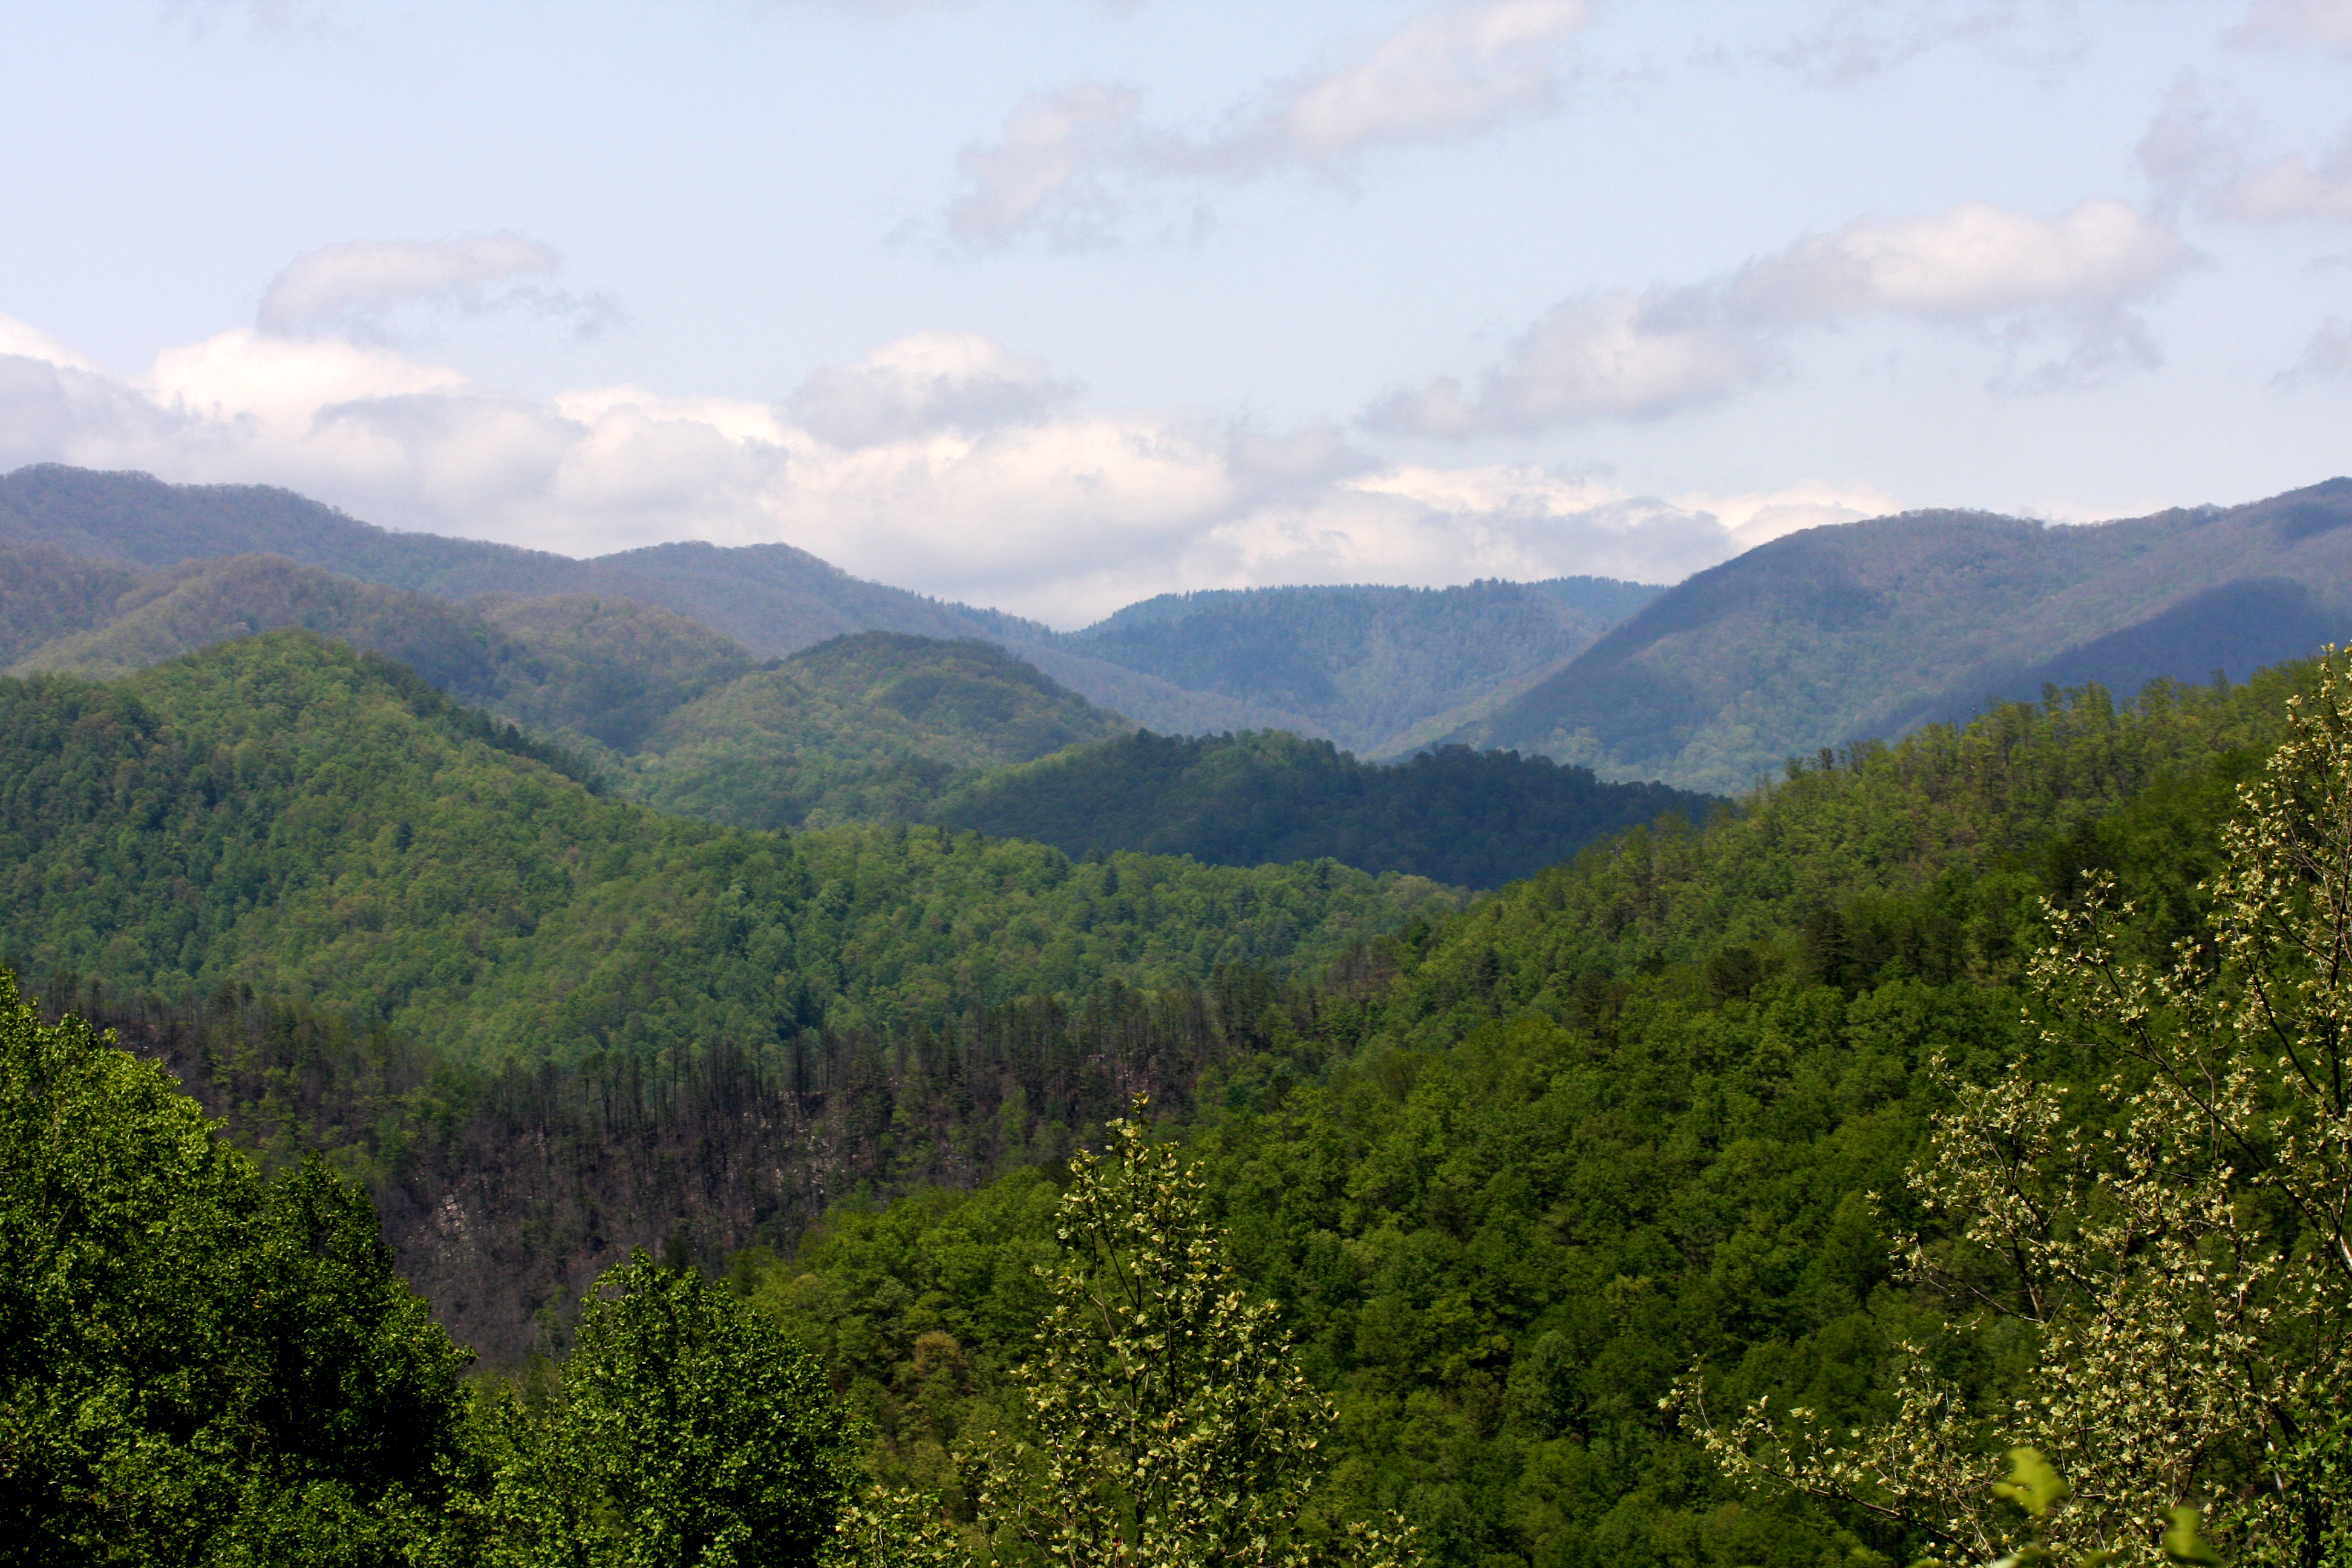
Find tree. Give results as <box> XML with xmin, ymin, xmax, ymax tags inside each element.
<box><xmin>485</xmin><ymin>1252</ymin><xmax>861</xmax><ymax>1567</ymax></box>
<box><xmin>0</xmin><ymin>969</ymin><xmax>475</xmax><ymax>1567</ymax></box>
<box><xmin>1682</xmin><ymin>654</ymin><xmax>2352</xmax><ymax>1568</ymax></box>
<box><xmin>963</xmin><ymin>1099</ymin><xmax>1414</xmax><ymax>1567</ymax></box>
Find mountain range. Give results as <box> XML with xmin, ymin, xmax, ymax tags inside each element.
<box><xmin>7</xmin><ymin>463</ymin><xmax>2352</xmax><ymax>799</ymax></box>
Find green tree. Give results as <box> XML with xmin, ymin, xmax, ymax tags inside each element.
<box><xmin>0</xmin><ymin>968</ymin><xmax>474</xmax><ymax>1567</ymax></box>
<box><xmin>486</xmin><ymin>1252</ymin><xmax>862</xmax><ymax>1567</ymax></box>
<box><xmin>1685</xmin><ymin>653</ymin><xmax>2352</xmax><ymax>1568</ymax></box>
<box><xmin>965</xmin><ymin>1100</ymin><xmax>1414</xmax><ymax>1567</ymax></box>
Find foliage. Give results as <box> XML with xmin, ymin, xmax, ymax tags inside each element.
<box><xmin>0</xmin><ymin>969</ymin><xmax>475</xmax><ymax>1567</ymax></box>
<box><xmin>959</xmin><ymin>1101</ymin><xmax>1411</xmax><ymax>1567</ymax></box>
<box><xmin>1685</xmin><ymin>655</ymin><xmax>2352</xmax><ymax>1568</ymax></box>
<box><xmin>932</xmin><ymin>728</ymin><xmax>1712</xmax><ymax>889</ymax></box>
<box><xmin>482</xmin><ymin>1253</ymin><xmax>861</xmax><ymax>1567</ymax></box>
<box><xmin>0</xmin><ymin>632</ymin><xmax>1455</xmax><ymax>1066</ymax></box>
<box><xmin>630</xmin><ymin>632</ymin><xmax>1128</xmax><ymax>832</ymax></box>
<box><xmin>736</xmin><ymin>671</ymin><xmax>2322</xmax><ymax>1568</ymax></box>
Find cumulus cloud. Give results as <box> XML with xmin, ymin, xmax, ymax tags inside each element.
<box><xmin>2227</xmin><ymin>0</ymin><xmax>2352</xmax><ymax>53</ymax></box>
<box><xmin>947</xmin><ymin>0</ymin><xmax>1592</xmax><ymax>244</ymax></box>
<box><xmin>1370</xmin><ymin>198</ymin><xmax>2194</xmax><ymax>435</ymax></box>
<box><xmin>256</xmin><ymin>233</ymin><xmax>624</xmax><ymax>344</ymax></box>
<box><xmin>0</xmin><ymin>316</ymin><xmax>1866</xmax><ymax>624</ymax></box>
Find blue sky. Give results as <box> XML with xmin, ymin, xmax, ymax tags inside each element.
<box><xmin>1</xmin><ymin>0</ymin><xmax>2347</xmax><ymax>624</ymax></box>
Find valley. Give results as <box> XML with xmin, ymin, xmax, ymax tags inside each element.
<box><xmin>8</xmin><ymin>462</ymin><xmax>2352</xmax><ymax>1567</ymax></box>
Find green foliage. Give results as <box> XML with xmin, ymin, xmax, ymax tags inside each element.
<box><xmin>0</xmin><ymin>541</ymin><xmax>142</xmax><ymax>663</ymax></box>
<box><xmin>469</xmin><ymin>592</ymin><xmax>756</xmax><ymax>752</ymax></box>
<box><xmin>964</xmin><ymin>1103</ymin><xmax>1408</xmax><ymax>1566</ymax></box>
<box><xmin>933</xmin><ymin>728</ymin><xmax>1713</xmax><ymax>888</ymax></box>
<box><xmin>0</xmin><ymin>969</ymin><xmax>474</xmax><ymax>1566</ymax></box>
<box><xmin>0</xmin><ymin>631</ymin><xmax>1455</xmax><ymax>1065</ymax></box>
<box><xmin>483</xmin><ymin>1253</ymin><xmax>861</xmax><ymax>1567</ymax></box>
<box><xmin>631</xmin><ymin>632</ymin><xmax>1128</xmax><ymax>832</ymax></box>
<box><xmin>740</xmin><ymin>669</ymin><xmax>2320</xmax><ymax>1568</ymax></box>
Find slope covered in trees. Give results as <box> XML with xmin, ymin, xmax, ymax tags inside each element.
<box><xmin>1057</xmin><ymin>578</ymin><xmax>1661</xmax><ymax>756</ymax></box>
<box><xmin>735</xmin><ymin>665</ymin><xmax>2308</xmax><ymax>1568</ymax></box>
<box><xmin>0</xmin><ymin>463</ymin><xmax>1290</xmax><ymax>735</ymax></box>
<box><xmin>627</xmin><ymin>631</ymin><xmax>1132</xmax><ymax>830</ymax></box>
<box><xmin>18</xmin><ymin>635</ymin><xmax>2344</xmax><ymax>1565</ymax></box>
<box><xmin>932</xmin><ymin>728</ymin><xmax>1713</xmax><ymax>889</ymax></box>
<box><xmin>0</xmin><ymin>632</ymin><xmax>1457</xmax><ymax>1067</ymax></box>
<box><xmin>1457</xmin><ymin>477</ymin><xmax>2352</xmax><ymax>792</ymax></box>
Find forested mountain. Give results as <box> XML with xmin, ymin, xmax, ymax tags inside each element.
<box><xmin>0</xmin><ymin>524</ymin><xmax>1704</xmax><ymax>885</ymax></box>
<box><xmin>0</xmin><ymin>464</ymin><xmax>1301</xmax><ymax>736</ymax></box>
<box><xmin>1057</xmin><ymin>578</ymin><xmax>1662</xmax><ymax>756</ymax></box>
<box><xmin>629</xmin><ymin>631</ymin><xmax>1133</xmax><ymax>830</ymax></box>
<box><xmin>30</xmin><ymin>649</ymin><xmax>2325</xmax><ymax>1562</ymax></box>
<box><xmin>931</xmin><ymin>728</ymin><xmax>1711</xmax><ymax>887</ymax></box>
<box><xmin>1457</xmin><ymin>476</ymin><xmax>2352</xmax><ymax>792</ymax></box>
<box><xmin>0</xmin><ymin>632</ymin><xmax>1455</xmax><ymax>1062</ymax></box>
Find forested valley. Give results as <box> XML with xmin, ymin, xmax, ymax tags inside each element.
<box><xmin>7</xmin><ymin>460</ymin><xmax>2352</xmax><ymax>1568</ymax></box>
<box><xmin>12</xmin><ymin>593</ymin><xmax>2352</xmax><ymax>1564</ymax></box>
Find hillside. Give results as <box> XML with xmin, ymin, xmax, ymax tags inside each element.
<box><xmin>57</xmin><ymin>650</ymin><xmax>2319</xmax><ymax>1553</ymax></box>
<box><xmin>629</xmin><ymin>631</ymin><xmax>1134</xmax><ymax>830</ymax></box>
<box><xmin>1458</xmin><ymin>477</ymin><xmax>2352</xmax><ymax>791</ymax></box>
<box><xmin>0</xmin><ymin>632</ymin><xmax>1457</xmax><ymax>1067</ymax></box>
<box><xmin>932</xmin><ymin>728</ymin><xmax>1713</xmax><ymax>887</ymax></box>
<box><xmin>1057</xmin><ymin>578</ymin><xmax>1662</xmax><ymax>756</ymax></box>
<box><xmin>0</xmin><ymin>464</ymin><xmax>1293</xmax><ymax>736</ymax></box>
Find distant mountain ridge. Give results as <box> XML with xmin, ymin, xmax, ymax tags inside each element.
<box><xmin>1058</xmin><ymin>577</ymin><xmax>1661</xmax><ymax>756</ymax></box>
<box><xmin>1452</xmin><ymin>479</ymin><xmax>2352</xmax><ymax>792</ymax></box>
<box><xmin>0</xmin><ymin>465</ymin><xmax>1656</xmax><ymax>751</ymax></box>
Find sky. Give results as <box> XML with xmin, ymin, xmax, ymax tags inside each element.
<box><xmin>0</xmin><ymin>0</ymin><xmax>2347</xmax><ymax>627</ymax></box>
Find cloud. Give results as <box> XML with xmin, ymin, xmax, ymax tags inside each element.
<box><xmin>947</xmin><ymin>0</ymin><xmax>1592</xmax><ymax>245</ymax></box>
<box><xmin>1371</xmin><ymin>198</ymin><xmax>2194</xmax><ymax>435</ymax></box>
<box><xmin>785</xmin><ymin>332</ymin><xmax>1080</xmax><ymax>448</ymax></box>
<box><xmin>0</xmin><ymin>316</ymin><xmax>1857</xmax><ymax>625</ymax></box>
<box><xmin>947</xmin><ymin>86</ymin><xmax>1145</xmax><ymax>247</ymax></box>
<box><xmin>256</xmin><ymin>233</ymin><xmax>624</xmax><ymax>344</ymax></box>
<box><xmin>2280</xmin><ymin>317</ymin><xmax>2352</xmax><ymax>381</ymax></box>
<box><xmin>2140</xmin><ymin>79</ymin><xmax>2352</xmax><ymax>226</ymax></box>
<box><xmin>1365</xmin><ymin>288</ymin><xmax>1775</xmax><ymax>435</ymax></box>
<box><xmin>2227</xmin><ymin>0</ymin><xmax>2352</xmax><ymax>53</ymax></box>
<box><xmin>1762</xmin><ymin>1</ymin><xmax>2088</xmax><ymax>85</ymax></box>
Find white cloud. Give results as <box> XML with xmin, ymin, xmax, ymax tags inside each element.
<box><xmin>947</xmin><ymin>0</ymin><xmax>1592</xmax><ymax>244</ymax></box>
<box><xmin>0</xmin><ymin>314</ymin><xmax>105</xmax><ymax>374</ymax></box>
<box><xmin>1371</xmin><ymin>198</ymin><xmax>2194</xmax><ymax>435</ymax></box>
<box><xmin>1365</xmin><ymin>287</ymin><xmax>1774</xmax><ymax>434</ymax></box>
<box><xmin>2140</xmin><ymin>80</ymin><xmax>2352</xmax><ymax>225</ymax></box>
<box><xmin>2227</xmin><ymin>0</ymin><xmax>2352</xmax><ymax>53</ymax></box>
<box><xmin>785</xmin><ymin>331</ymin><xmax>1079</xmax><ymax>448</ymax></box>
<box><xmin>0</xmin><ymin>315</ymin><xmax>1853</xmax><ymax>625</ymax></box>
<box><xmin>256</xmin><ymin>233</ymin><xmax>624</xmax><ymax>344</ymax></box>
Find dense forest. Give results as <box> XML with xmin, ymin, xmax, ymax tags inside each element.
<box><xmin>932</xmin><ymin>728</ymin><xmax>1712</xmax><ymax>888</ymax></box>
<box><xmin>1059</xmin><ymin>577</ymin><xmax>1662</xmax><ymax>756</ymax></box>
<box><xmin>0</xmin><ymin>631</ymin><xmax>1457</xmax><ymax>1062</ymax></box>
<box><xmin>15</xmin><ymin>627</ymin><xmax>2351</xmax><ymax>1564</ymax></box>
<box><xmin>8</xmin><ymin>460</ymin><xmax>2352</xmax><ymax>1565</ymax></box>
<box><xmin>0</xmin><ymin>540</ymin><xmax>1704</xmax><ymax>886</ymax></box>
